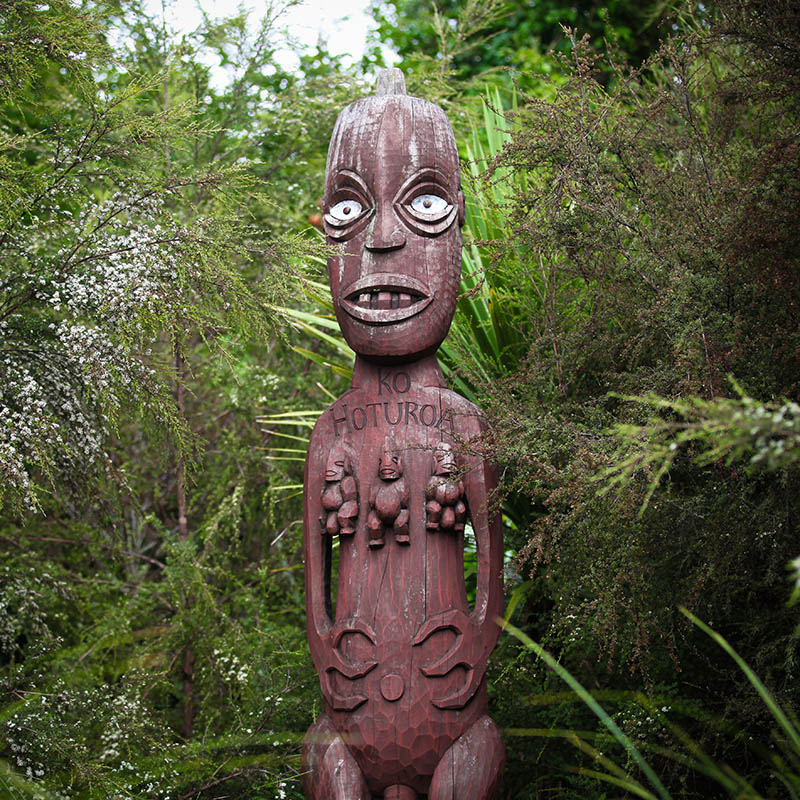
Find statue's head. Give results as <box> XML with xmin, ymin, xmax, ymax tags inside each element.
<box><xmin>323</xmin><ymin>69</ymin><xmax>463</xmax><ymax>362</ymax></box>
<box><xmin>379</xmin><ymin>434</ymin><xmax>403</xmax><ymax>480</ymax></box>
<box><xmin>432</xmin><ymin>441</ymin><xmax>457</xmax><ymax>476</ymax></box>
<box><xmin>325</xmin><ymin>443</ymin><xmax>357</xmax><ymax>482</ymax></box>
<box><xmin>324</xmin><ymin>444</ymin><xmax>351</xmax><ymax>482</ymax></box>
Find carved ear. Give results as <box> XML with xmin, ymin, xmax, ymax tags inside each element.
<box><xmin>458</xmin><ymin>190</ymin><xmax>465</xmax><ymax>227</ymax></box>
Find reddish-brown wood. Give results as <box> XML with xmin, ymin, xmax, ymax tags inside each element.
<box><xmin>303</xmin><ymin>68</ymin><xmax>505</xmax><ymax>799</ymax></box>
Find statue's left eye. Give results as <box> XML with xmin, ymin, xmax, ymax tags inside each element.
<box><xmin>410</xmin><ymin>194</ymin><xmax>450</xmax><ymax>216</ymax></box>
<box><xmin>394</xmin><ymin>176</ymin><xmax>457</xmax><ymax>235</ymax></box>
<box><xmin>329</xmin><ymin>200</ymin><xmax>363</xmax><ymax>221</ymax></box>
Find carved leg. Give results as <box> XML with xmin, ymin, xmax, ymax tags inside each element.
<box><xmin>394</xmin><ymin>507</ymin><xmax>410</xmax><ymax>544</ymax></box>
<box><xmin>453</xmin><ymin>499</ymin><xmax>466</xmax><ymax>533</ymax></box>
<box><xmin>337</xmin><ymin>499</ymin><xmax>358</xmax><ymax>536</ymax></box>
<box><xmin>428</xmin><ymin>716</ymin><xmax>505</xmax><ymax>800</ymax></box>
<box><xmin>324</xmin><ymin>511</ymin><xmax>340</xmax><ymax>536</ymax></box>
<box><xmin>303</xmin><ymin>714</ymin><xmax>371</xmax><ymax>800</ymax></box>
<box><xmin>440</xmin><ymin>505</ymin><xmax>456</xmax><ymax>531</ymax></box>
<box><xmin>367</xmin><ymin>509</ymin><xmax>385</xmax><ymax>547</ymax></box>
<box><xmin>425</xmin><ymin>500</ymin><xmax>441</xmax><ymax>531</ymax></box>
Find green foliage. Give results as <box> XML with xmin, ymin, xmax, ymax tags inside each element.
<box><xmin>504</xmin><ymin>610</ymin><xmax>800</xmax><ymax>799</ymax></box>
<box><xmin>2</xmin><ymin>0</ymin><xmax>800</xmax><ymax>797</ymax></box>
<box><xmin>603</xmin><ymin>388</ymin><xmax>800</xmax><ymax>513</ymax></box>
<box><xmin>472</xmin><ymin>1</ymin><xmax>800</xmax><ymax>795</ymax></box>
<box><xmin>0</xmin><ymin>0</ymin><xmax>108</xmax><ymax>101</ymax></box>
<box><xmin>0</xmin><ymin>2</ymin><xmax>307</xmax><ymax>513</ymax></box>
<box><xmin>0</xmin><ymin>0</ymin><xmax>351</xmax><ymax>797</ymax></box>
<box><xmin>367</xmin><ymin>0</ymin><xmax>669</xmax><ymax>83</ymax></box>
<box><xmin>0</xmin><ymin>538</ymin><xmax>314</xmax><ymax>798</ymax></box>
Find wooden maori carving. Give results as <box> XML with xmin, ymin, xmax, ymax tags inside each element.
<box><xmin>321</xmin><ymin>443</ymin><xmax>358</xmax><ymax>536</ymax></box>
<box><xmin>368</xmin><ymin>433</ymin><xmax>410</xmax><ymax>547</ymax></box>
<box><xmin>303</xmin><ymin>68</ymin><xmax>505</xmax><ymax>800</ymax></box>
<box><xmin>425</xmin><ymin>442</ymin><xmax>467</xmax><ymax>534</ymax></box>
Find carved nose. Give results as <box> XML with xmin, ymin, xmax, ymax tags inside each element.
<box><xmin>365</xmin><ymin>206</ymin><xmax>406</xmax><ymax>251</ymax></box>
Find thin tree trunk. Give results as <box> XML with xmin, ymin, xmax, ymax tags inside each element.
<box><xmin>161</xmin><ymin>0</ymin><xmax>195</xmax><ymax>743</ymax></box>
<box><xmin>181</xmin><ymin>647</ymin><xmax>195</xmax><ymax>739</ymax></box>
<box><xmin>176</xmin><ymin>341</ymin><xmax>189</xmax><ymax>540</ymax></box>
<box><xmin>175</xmin><ymin>338</ymin><xmax>193</xmax><ymax>738</ymax></box>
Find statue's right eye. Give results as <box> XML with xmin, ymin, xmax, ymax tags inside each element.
<box><xmin>329</xmin><ymin>200</ymin><xmax>363</xmax><ymax>221</ymax></box>
<box><xmin>323</xmin><ymin>171</ymin><xmax>373</xmax><ymax>240</ymax></box>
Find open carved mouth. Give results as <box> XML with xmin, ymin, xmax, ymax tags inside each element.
<box><xmin>341</xmin><ymin>273</ymin><xmax>432</xmax><ymax>324</ymax></box>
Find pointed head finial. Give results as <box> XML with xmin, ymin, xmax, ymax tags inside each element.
<box><xmin>376</xmin><ymin>68</ymin><xmax>407</xmax><ymax>96</ymax></box>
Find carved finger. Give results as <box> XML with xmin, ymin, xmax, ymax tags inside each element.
<box><xmin>429</xmin><ymin>667</ymin><xmax>481</xmax><ymax>710</ymax></box>
<box><xmin>412</xmin><ymin>609</ymin><xmax>471</xmax><ymax>645</ymax></box>
<box><xmin>323</xmin><ymin>671</ymin><xmax>369</xmax><ymax>712</ymax></box>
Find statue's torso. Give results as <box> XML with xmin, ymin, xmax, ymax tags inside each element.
<box><xmin>304</xmin><ymin>362</ymin><xmax>497</xmax><ymax>793</ymax></box>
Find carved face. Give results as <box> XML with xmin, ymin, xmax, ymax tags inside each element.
<box><xmin>433</xmin><ymin>442</ymin><xmax>456</xmax><ymax>476</ymax></box>
<box><xmin>325</xmin><ymin>446</ymin><xmax>347</xmax><ymax>481</ymax></box>
<box><xmin>379</xmin><ymin>436</ymin><xmax>403</xmax><ymax>480</ymax></box>
<box><xmin>323</xmin><ymin>89</ymin><xmax>463</xmax><ymax>361</ymax></box>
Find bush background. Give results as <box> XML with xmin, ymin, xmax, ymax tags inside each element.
<box><xmin>1</xmin><ymin>1</ymin><xmax>799</xmax><ymax>797</ymax></box>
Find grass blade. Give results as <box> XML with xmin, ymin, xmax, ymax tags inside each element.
<box><xmin>502</xmin><ymin>620</ymin><xmax>672</xmax><ymax>800</ymax></box>
<box><xmin>681</xmin><ymin>607</ymin><xmax>800</xmax><ymax>755</ymax></box>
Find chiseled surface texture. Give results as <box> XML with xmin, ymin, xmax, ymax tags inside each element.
<box><xmin>303</xmin><ymin>69</ymin><xmax>505</xmax><ymax>799</ymax></box>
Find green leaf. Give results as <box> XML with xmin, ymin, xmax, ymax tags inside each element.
<box><xmin>501</xmin><ymin>620</ymin><xmax>672</xmax><ymax>800</ymax></box>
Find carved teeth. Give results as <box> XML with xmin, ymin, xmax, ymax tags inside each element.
<box><xmin>351</xmin><ymin>290</ymin><xmax>423</xmax><ymax>309</ymax></box>
<box><xmin>341</xmin><ymin>273</ymin><xmax>433</xmax><ymax>324</ymax></box>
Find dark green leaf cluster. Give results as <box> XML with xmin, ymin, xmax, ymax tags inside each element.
<box><xmin>366</xmin><ymin>0</ymin><xmax>669</xmax><ymax>83</ymax></box>
<box><xmin>465</xmin><ymin>2</ymin><xmax>800</xmax><ymax>795</ymax></box>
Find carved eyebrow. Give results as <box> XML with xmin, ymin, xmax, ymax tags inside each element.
<box><xmin>393</xmin><ymin>167</ymin><xmax>456</xmax><ymax>200</ymax></box>
<box><xmin>330</xmin><ymin>169</ymin><xmax>370</xmax><ymax>193</ymax></box>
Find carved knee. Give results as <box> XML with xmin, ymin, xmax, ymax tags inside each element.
<box><xmin>428</xmin><ymin>716</ymin><xmax>505</xmax><ymax>800</ymax></box>
<box><xmin>367</xmin><ymin>510</ymin><xmax>385</xmax><ymax>547</ymax></box>
<box><xmin>337</xmin><ymin>499</ymin><xmax>358</xmax><ymax>535</ymax></box>
<box><xmin>303</xmin><ymin>714</ymin><xmax>370</xmax><ymax>800</ymax></box>
<box><xmin>426</xmin><ymin>499</ymin><xmax>442</xmax><ymax>530</ymax></box>
<box><xmin>440</xmin><ymin>506</ymin><xmax>456</xmax><ymax>531</ymax></box>
<box><xmin>394</xmin><ymin>508</ymin><xmax>410</xmax><ymax>543</ymax></box>
<box><xmin>324</xmin><ymin>511</ymin><xmax>339</xmax><ymax>536</ymax></box>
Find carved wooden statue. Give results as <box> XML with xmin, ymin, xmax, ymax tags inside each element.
<box><xmin>425</xmin><ymin>442</ymin><xmax>467</xmax><ymax>535</ymax></box>
<box><xmin>303</xmin><ymin>68</ymin><xmax>505</xmax><ymax>800</ymax></box>
<box><xmin>321</xmin><ymin>443</ymin><xmax>359</xmax><ymax>537</ymax></box>
<box><xmin>368</xmin><ymin>433</ymin><xmax>410</xmax><ymax>547</ymax></box>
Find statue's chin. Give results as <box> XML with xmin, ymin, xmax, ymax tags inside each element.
<box><xmin>336</xmin><ymin>302</ymin><xmax>453</xmax><ymax>363</ymax></box>
<box><xmin>341</xmin><ymin>332</ymin><xmax>446</xmax><ymax>364</ymax></box>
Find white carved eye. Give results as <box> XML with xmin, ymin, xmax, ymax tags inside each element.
<box><xmin>328</xmin><ymin>199</ymin><xmax>363</xmax><ymax>221</ymax></box>
<box><xmin>410</xmin><ymin>194</ymin><xmax>450</xmax><ymax>215</ymax></box>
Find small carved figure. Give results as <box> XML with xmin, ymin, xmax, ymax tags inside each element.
<box><xmin>367</xmin><ymin>434</ymin><xmax>409</xmax><ymax>547</ymax></box>
<box><xmin>425</xmin><ymin>442</ymin><xmax>466</xmax><ymax>533</ymax></box>
<box><xmin>320</xmin><ymin>444</ymin><xmax>358</xmax><ymax>536</ymax></box>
